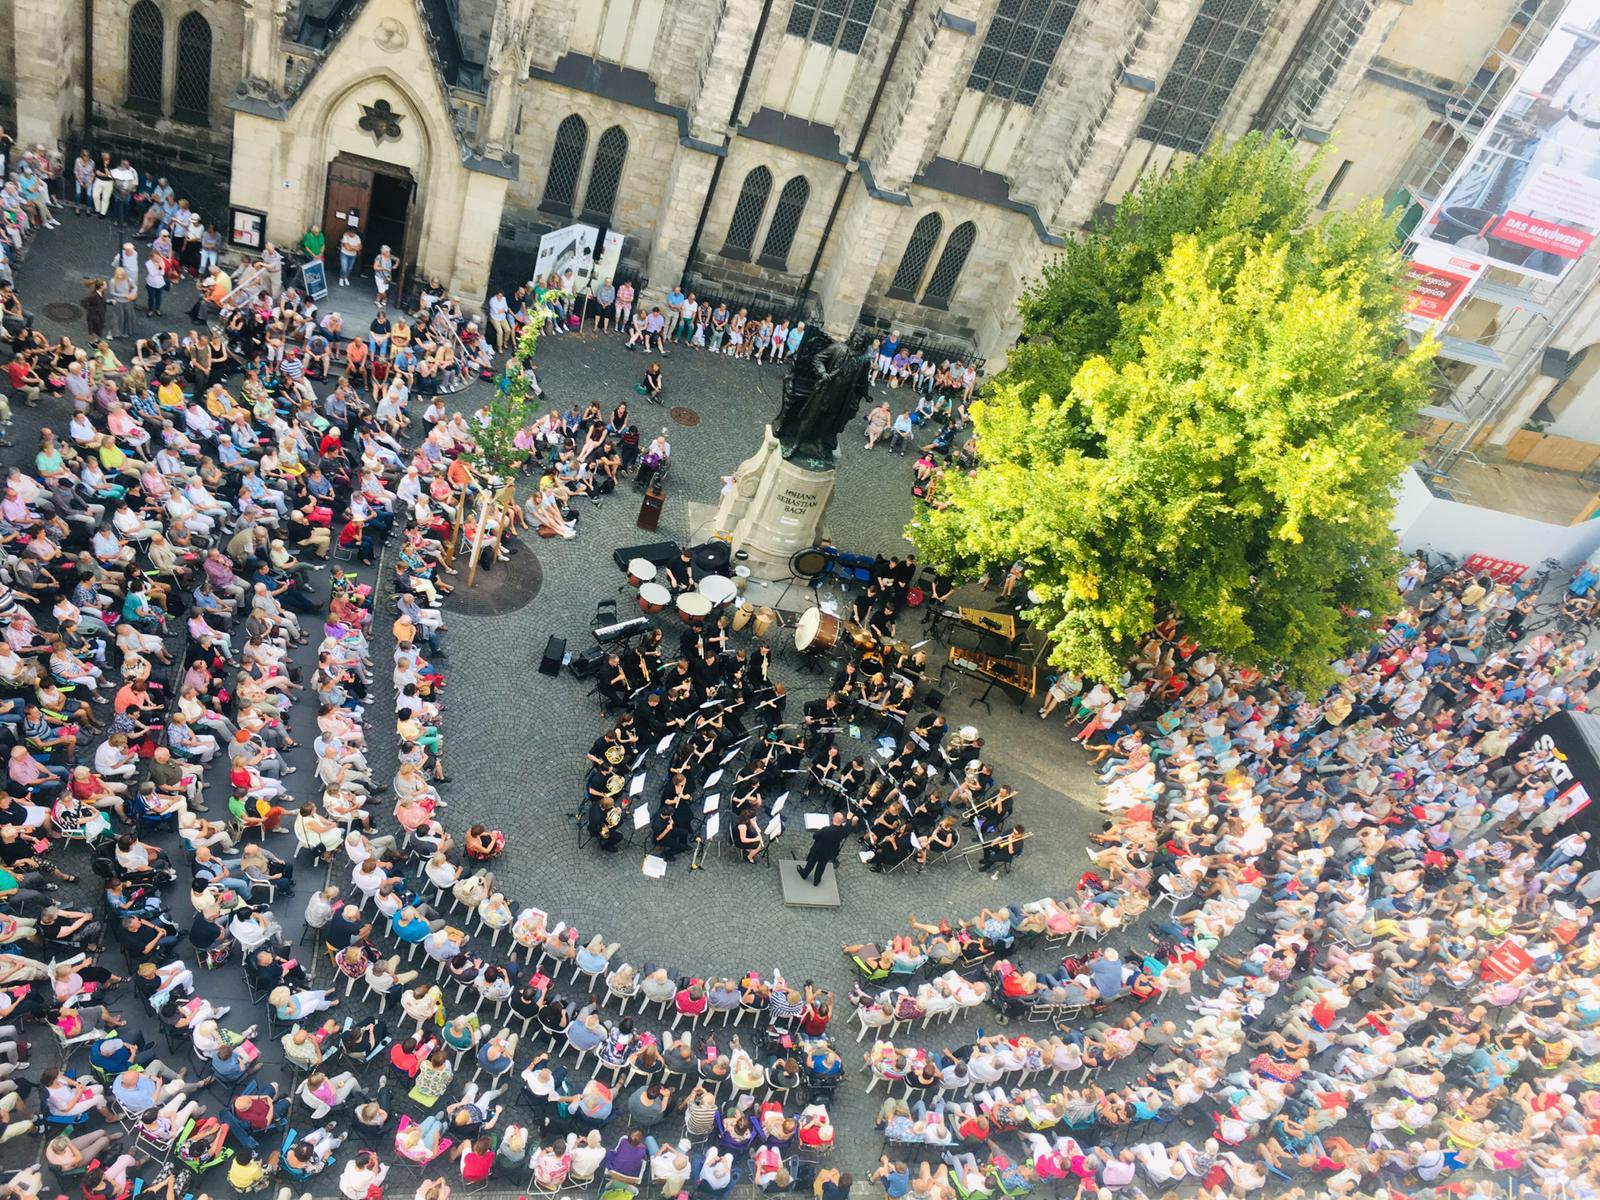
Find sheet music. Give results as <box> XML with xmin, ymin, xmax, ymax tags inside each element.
<box><xmin>764</xmin><ymin>815</ymin><xmax>782</xmax><ymax>837</ymax></box>
<box><xmin>632</xmin><ymin>804</ymin><xmax>650</xmax><ymax>829</ymax></box>
<box><xmin>703</xmin><ymin>795</ymin><xmax>720</xmax><ymax>814</ymax></box>
<box><xmin>804</xmin><ymin>813</ymin><xmax>829</xmax><ymax>830</ymax></box>
<box><xmin>720</xmin><ymin>748</ymin><xmax>740</xmax><ymax>764</ymax></box>
<box><xmin>705</xmin><ymin>814</ymin><xmax>721</xmax><ymax>840</ymax></box>
<box><xmin>656</xmin><ymin>734</ymin><xmax>674</xmax><ymax>754</ymax></box>
<box><xmin>641</xmin><ymin>855</ymin><xmax>667</xmax><ymax>879</ymax></box>
<box><xmin>704</xmin><ymin>770</ymin><xmax>723</xmax><ymax>787</ymax></box>
<box><xmin>629</xmin><ymin>773</ymin><xmax>646</xmax><ymax>797</ymax></box>
<box><xmin>771</xmin><ymin>794</ymin><xmax>787</xmax><ymax>814</ymax></box>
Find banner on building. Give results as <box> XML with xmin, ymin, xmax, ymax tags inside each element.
<box><xmin>1402</xmin><ymin>241</ymin><xmax>1488</xmax><ymax>327</ymax></box>
<box><xmin>1415</xmin><ymin>0</ymin><xmax>1600</xmax><ymax>282</ymax></box>
<box><xmin>533</xmin><ymin>223</ymin><xmax>600</xmax><ymax>294</ymax></box>
<box><xmin>1506</xmin><ymin>710</ymin><xmax>1600</xmax><ymax>870</ymax></box>
<box><xmin>592</xmin><ymin>231</ymin><xmax>626</xmax><ymax>288</ymax></box>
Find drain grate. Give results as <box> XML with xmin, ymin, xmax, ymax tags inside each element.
<box><xmin>670</xmin><ymin>406</ymin><xmax>701</xmax><ymax>427</ymax></box>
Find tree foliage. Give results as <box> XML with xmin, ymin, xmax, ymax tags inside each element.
<box><xmin>909</xmin><ymin>134</ymin><xmax>1434</xmax><ymax>687</ymax></box>
<box><xmin>474</xmin><ymin>323</ymin><xmax>542</xmax><ymax>479</ymax></box>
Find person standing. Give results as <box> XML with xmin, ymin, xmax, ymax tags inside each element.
<box><xmin>372</xmin><ymin>245</ymin><xmax>396</xmax><ymax>308</ymax></box>
<box><xmin>109</xmin><ymin>158</ymin><xmax>139</xmax><ymax>226</ymax></box>
<box><xmin>91</xmin><ymin>152</ymin><xmax>115</xmax><ymax>218</ymax></box>
<box><xmin>107</xmin><ymin>267</ymin><xmax>138</xmax><ymax>339</ymax></box>
<box><xmin>71</xmin><ymin>150</ymin><xmax>95</xmax><ymax>216</ymax></box>
<box><xmin>261</xmin><ymin>242</ymin><xmax>284</xmax><ymax>298</ymax></box>
<box><xmin>798</xmin><ymin>812</ymin><xmax>854</xmax><ymax>886</ymax></box>
<box><xmin>83</xmin><ymin>279</ymin><xmax>107</xmax><ymax>340</ymax></box>
<box><xmin>337</xmin><ymin>228</ymin><xmax>362</xmax><ymax>287</ymax></box>
<box><xmin>143</xmin><ymin>249</ymin><xmax>167</xmax><ymax>316</ymax></box>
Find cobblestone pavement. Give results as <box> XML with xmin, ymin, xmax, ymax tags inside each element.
<box><xmin>11</xmin><ymin>216</ymin><xmax>1108</xmax><ymax>1177</ymax></box>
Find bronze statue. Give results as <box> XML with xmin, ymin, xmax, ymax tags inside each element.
<box><xmin>772</xmin><ymin>328</ymin><xmax>872</xmax><ymax>471</ymax></box>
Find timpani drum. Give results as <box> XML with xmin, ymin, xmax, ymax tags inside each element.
<box><xmin>638</xmin><ymin>582</ymin><xmax>671</xmax><ymax>614</ymax></box>
<box><xmin>793</xmin><ymin>607</ymin><xmax>842</xmax><ymax>656</ymax></box>
<box><xmin>677</xmin><ymin>592</ymin><xmax>713</xmax><ymax>627</ymax></box>
<box><xmin>752</xmin><ymin>606</ymin><xmax>779</xmax><ymax>637</ymax></box>
<box><xmin>698</xmin><ymin>575</ymin><xmax>737</xmax><ymax>611</ymax></box>
<box><xmin>628</xmin><ymin>558</ymin><xmax>657</xmax><ymax>587</ymax></box>
<box><xmin>731</xmin><ymin>600</ymin><xmax>754</xmax><ymax>631</ymax></box>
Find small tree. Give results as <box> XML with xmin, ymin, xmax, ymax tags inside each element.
<box><xmin>473</xmin><ymin>323</ymin><xmax>542</xmax><ymax>479</ymax></box>
<box><xmin>910</xmin><ymin>135</ymin><xmax>1434</xmax><ymax>687</ymax></box>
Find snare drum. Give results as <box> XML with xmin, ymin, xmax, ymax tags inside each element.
<box><xmin>752</xmin><ymin>606</ymin><xmax>779</xmax><ymax>637</ymax></box>
<box><xmin>628</xmin><ymin>558</ymin><xmax>657</xmax><ymax>588</ymax></box>
<box><xmin>677</xmin><ymin>592</ymin><xmax>713</xmax><ymax>627</ymax></box>
<box><xmin>698</xmin><ymin>575</ymin><xmax>737</xmax><ymax>610</ymax></box>
<box><xmin>638</xmin><ymin>582</ymin><xmax>671</xmax><ymax>614</ymax></box>
<box><xmin>793</xmin><ymin>607</ymin><xmax>842</xmax><ymax>655</ymax></box>
<box><xmin>731</xmin><ymin>600</ymin><xmax>754</xmax><ymax>631</ymax></box>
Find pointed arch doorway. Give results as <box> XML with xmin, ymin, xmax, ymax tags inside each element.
<box><xmin>322</xmin><ymin>152</ymin><xmax>419</xmax><ymax>290</ymax></box>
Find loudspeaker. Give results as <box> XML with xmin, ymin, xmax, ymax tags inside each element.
<box><xmin>692</xmin><ymin>540</ymin><xmax>731</xmax><ymax>574</ymax></box>
<box><xmin>539</xmin><ymin>636</ymin><xmax>567</xmax><ymax>677</ymax></box>
<box><xmin>612</xmin><ymin>541</ymin><xmax>681</xmax><ymax>572</ymax></box>
<box><xmin>924</xmin><ymin>688</ymin><xmax>947</xmax><ymax>711</ymax></box>
<box><xmin>571</xmin><ymin>645</ymin><xmax>607</xmax><ymax>679</ymax></box>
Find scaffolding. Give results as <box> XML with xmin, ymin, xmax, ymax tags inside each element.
<box><xmin>1389</xmin><ymin>0</ymin><xmax>1600</xmax><ymax>497</ymax></box>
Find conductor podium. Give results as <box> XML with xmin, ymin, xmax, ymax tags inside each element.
<box><xmin>777</xmin><ymin>859</ymin><xmax>841</xmax><ymax>908</ymax></box>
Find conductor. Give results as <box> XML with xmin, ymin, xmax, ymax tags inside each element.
<box><xmin>799</xmin><ymin>811</ymin><xmax>855</xmax><ymax>886</ymax></box>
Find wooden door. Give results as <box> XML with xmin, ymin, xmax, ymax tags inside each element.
<box><xmin>322</xmin><ymin>158</ymin><xmax>374</xmax><ymax>249</ymax></box>
<box><xmin>400</xmin><ymin>181</ymin><xmax>421</xmax><ymax>294</ymax></box>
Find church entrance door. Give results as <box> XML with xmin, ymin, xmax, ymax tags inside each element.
<box><xmin>322</xmin><ymin>153</ymin><xmax>416</xmax><ymax>289</ymax></box>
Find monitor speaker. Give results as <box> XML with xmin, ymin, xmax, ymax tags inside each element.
<box><xmin>539</xmin><ymin>636</ymin><xmax>567</xmax><ymax>677</ymax></box>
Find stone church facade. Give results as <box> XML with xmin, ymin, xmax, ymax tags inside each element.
<box><xmin>1</xmin><ymin>0</ymin><xmax>1533</xmax><ymax>365</ymax></box>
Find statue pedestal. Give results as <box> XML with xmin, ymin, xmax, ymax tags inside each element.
<box><xmin>711</xmin><ymin>428</ymin><xmax>836</xmax><ymax>580</ymax></box>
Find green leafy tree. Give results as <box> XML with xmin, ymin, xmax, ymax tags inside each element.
<box><xmin>473</xmin><ymin>323</ymin><xmax>542</xmax><ymax>478</ymax></box>
<box><xmin>910</xmin><ymin>135</ymin><xmax>1434</xmax><ymax>687</ymax></box>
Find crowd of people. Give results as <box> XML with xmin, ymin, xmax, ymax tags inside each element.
<box><xmin>0</xmin><ymin>145</ymin><xmax>860</xmax><ymax>1200</ymax></box>
<box><xmin>820</xmin><ymin>554</ymin><xmax>1600</xmax><ymax>1199</ymax></box>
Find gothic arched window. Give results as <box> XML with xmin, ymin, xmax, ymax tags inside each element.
<box><xmin>888</xmin><ymin>212</ymin><xmax>942</xmax><ymax>299</ymax></box>
<box><xmin>721</xmin><ymin>166</ymin><xmax>772</xmax><ymax>260</ymax></box>
<box><xmin>126</xmin><ymin>1</ymin><xmax>165</xmax><ymax>111</ymax></box>
<box><xmin>581</xmin><ymin>125</ymin><xmax>629</xmax><ymax>223</ymax></box>
<box><xmin>921</xmin><ymin>221</ymin><xmax>976</xmax><ymax>308</ymax></box>
<box><xmin>540</xmin><ymin>114</ymin><xmax>589</xmax><ymax>215</ymax></box>
<box><xmin>758</xmin><ymin>176</ymin><xmax>810</xmax><ymax>268</ymax></box>
<box><xmin>172</xmin><ymin>12</ymin><xmax>213</xmax><ymax>123</ymax></box>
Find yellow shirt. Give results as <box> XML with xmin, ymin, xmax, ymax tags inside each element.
<box><xmin>157</xmin><ymin>380</ymin><xmax>185</xmax><ymax>409</ymax></box>
<box><xmin>227</xmin><ymin>1157</ymin><xmax>264</xmax><ymax>1190</ymax></box>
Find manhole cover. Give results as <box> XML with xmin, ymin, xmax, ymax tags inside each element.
<box><xmin>45</xmin><ymin>303</ymin><xmax>83</xmax><ymax>322</ymax></box>
<box><xmin>439</xmin><ymin>538</ymin><xmax>543</xmax><ymax>616</ymax></box>
<box><xmin>669</xmin><ymin>406</ymin><xmax>701</xmax><ymax>427</ymax></box>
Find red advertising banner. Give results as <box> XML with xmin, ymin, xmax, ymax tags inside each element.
<box><xmin>1402</xmin><ymin>244</ymin><xmax>1486</xmax><ymax>324</ymax></box>
<box><xmin>1488</xmin><ymin>211</ymin><xmax>1595</xmax><ymax>261</ymax></box>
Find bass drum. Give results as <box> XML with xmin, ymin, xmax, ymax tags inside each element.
<box><xmin>793</xmin><ymin>607</ymin><xmax>842</xmax><ymax>655</ymax></box>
